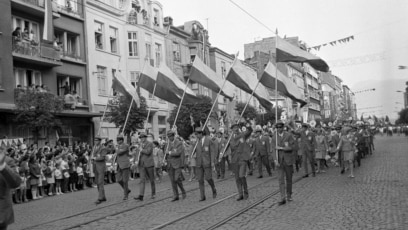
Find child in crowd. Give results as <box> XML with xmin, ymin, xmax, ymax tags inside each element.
<box><xmin>54</xmin><ymin>163</ymin><xmax>63</xmax><ymax>195</ymax></box>
<box><xmin>76</xmin><ymin>162</ymin><xmax>84</xmax><ymax>189</ymax></box>
<box><xmin>45</xmin><ymin>161</ymin><xmax>55</xmax><ymax>196</ymax></box>
<box><xmin>18</xmin><ymin>170</ymin><xmax>27</xmax><ymax>203</ymax></box>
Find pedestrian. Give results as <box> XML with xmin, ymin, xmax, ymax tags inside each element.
<box><xmin>336</xmin><ymin>128</ymin><xmax>357</xmax><ymax>178</ymax></box>
<box><xmin>187</xmin><ymin>134</ymin><xmax>197</xmax><ymax>181</ymax></box>
<box><xmin>315</xmin><ymin>129</ymin><xmax>328</xmax><ymax>173</ymax></box>
<box><xmin>215</xmin><ymin>130</ymin><xmax>228</xmax><ymax>179</ymax></box>
<box><xmin>92</xmin><ymin>136</ymin><xmax>108</xmax><ymax>204</ymax></box>
<box><xmin>0</xmin><ymin>147</ymin><xmax>22</xmax><ymax>230</ymax></box>
<box><xmin>45</xmin><ymin>161</ymin><xmax>55</xmax><ymax>196</ymax></box>
<box><xmin>230</xmin><ymin>122</ymin><xmax>252</xmax><ymax>201</ymax></box>
<box><xmin>28</xmin><ymin>155</ymin><xmax>41</xmax><ymax>200</ymax></box>
<box><xmin>271</xmin><ymin>121</ymin><xmax>296</xmax><ymax>205</ymax></box>
<box><xmin>166</xmin><ymin>130</ymin><xmax>186</xmax><ymax>201</ymax></box>
<box><xmin>153</xmin><ymin>141</ymin><xmax>164</xmax><ymax>182</ymax></box>
<box><xmin>193</xmin><ymin>127</ymin><xmax>217</xmax><ymax>201</ymax></box>
<box><xmin>76</xmin><ymin>162</ymin><xmax>84</xmax><ymax>190</ymax></box>
<box><xmin>115</xmin><ymin>134</ymin><xmax>131</xmax><ymax>200</ymax></box>
<box><xmin>300</xmin><ymin>123</ymin><xmax>316</xmax><ymax>177</ymax></box>
<box><xmin>54</xmin><ymin>163</ymin><xmax>63</xmax><ymax>195</ymax></box>
<box><xmin>134</xmin><ymin>133</ymin><xmax>155</xmax><ymax>201</ymax></box>
<box><xmin>252</xmin><ymin>126</ymin><xmax>272</xmax><ymax>178</ymax></box>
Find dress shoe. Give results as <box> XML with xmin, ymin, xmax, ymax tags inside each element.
<box><xmin>95</xmin><ymin>199</ymin><xmax>106</xmax><ymax>205</ymax></box>
<box><xmin>340</xmin><ymin>168</ymin><xmax>345</xmax><ymax>174</ymax></box>
<box><xmin>171</xmin><ymin>197</ymin><xmax>179</xmax><ymax>202</ymax></box>
<box><xmin>278</xmin><ymin>199</ymin><xmax>286</xmax><ymax>206</ymax></box>
<box><xmin>257</xmin><ymin>175</ymin><xmax>263</xmax><ymax>178</ymax></box>
<box><xmin>134</xmin><ymin>195</ymin><xmax>143</xmax><ymax>201</ymax></box>
<box><xmin>182</xmin><ymin>193</ymin><xmax>187</xmax><ymax>199</ymax></box>
<box><xmin>236</xmin><ymin>196</ymin><xmax>244</xmax><ymax>201</ymax></box>
<box><xmin>287</xmin><ymin>197</ymin><xmax>293</xmax><ymax>202</ymax></box>
<box><xmin>151</xmin><ymin>195</ymin><xmax>156</xmax><ymax>199</ymax></box>
<box><xmin>248</xmin><ymin>172</ymin><xmax>253</xmax><ymax>176</ymax></box>
<box><xmin>268</xmin><ymin>173</ymin><xmax>272</xmax><ymax>177</ymax></box>
<box><xmin>213</xmin><ymin>190</ymin><xmax>217</xmax><ymax>199</ymax></box>
<box><xmin>199</xmin><ymin>197</ymin><xmax>206</xmax><ymax>202</ymax></box>
<box><xmin>312</xmin><ymin>172</ymin><xmax>316</xmax><ymax>177</ymax></box>
<box><xmin>243</xmin><ymin>194</ymin><xmax>249</xmax><ymax>200</ymax></box>
<box><xmin>303</xmin><ymin>174</ymin><xmax>309</xmax><ymax>178</ymax></box>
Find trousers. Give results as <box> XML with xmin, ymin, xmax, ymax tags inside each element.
<box><xmin>278</xmin><ymin>162</ymin><xmax>293</xmax><ymax>200</ymax></box>
<box><xmin>139</xmin><ymin>166</ymin><xmax>155</xmax><ymax>196</ymax></box>
<box><xmin>168</xmin><ymin>167</ymin><xmax>185</xmax><ymax>198</ymax></box>
<box><xmin>302</xmin><ymin>150</ymin><xmax>315</xmax><ymax>175</ymax></box>
<box><xmin>257</xmin><ymin>155</ymin><xmax>271</xmax><ymax>176</ymax></box>
<box><xmin>196</xmin><ymin>165</ymin><xmax>216</xmax><ymax>199</ymax></box>
<box><xmin>116</xmin><ymin>167</ymin><xmax>130</xmax><ymax>196</ymax></box>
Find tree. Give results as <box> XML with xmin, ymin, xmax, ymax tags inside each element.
<box><xmin>107</xmin><ymin>95</ymin><xmax>148</xmax><ymax>136</ymax></box>
<box><xmin>373</xmin><ymin>115</ymin><xmax>379</xmax><ymax>124</ymax></box>
<box><xmin>167</xmin><ymin>95</ymin><xmax>217</xmax><ymax>140</ymax></box>
<box><xmin>235</xmin><ymin>102</ymin><xmax>258</xmax><ymax>121</ymax></box>
<box><xmin>257</xmin><ymin>107</ymin><xmax>283</xmax><ymax>126</ymax></box>
<box><xmin>397</xmin><ymin>108</ymin><xmax>408</xmax><ymax>124</ymax></box>
<box><xmin>14</xmin><ymin>90</ymin><xmax>65</xmax><ymax>142</ymax></box>
<box><xmin>385</xmin><ymin>115</ymin><xmax>390</xmax><ymax>123</ymax></box>
<box><xmin>360</xmin><ymin>114</ymin><xmax>364</xmax><ymax>121</ymax></box>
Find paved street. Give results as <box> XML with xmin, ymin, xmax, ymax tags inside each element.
<box><xmin>9</xmin><ymin>135</ymin><xmax>408</xmax><ymax>230</ymax></box>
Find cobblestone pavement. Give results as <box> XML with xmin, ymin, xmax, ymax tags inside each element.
<box><xmin>220</xmin><ymin>136</ymin><xmax>408</xmax><ymax>230</ymax></box>
<box><xmin>10</xmin><ymin>136</ymin><xmax>407</xmax><ymax>230</ymax></box>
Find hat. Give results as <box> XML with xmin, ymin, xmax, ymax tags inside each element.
<box><xmin>116</xmin><ymin>134</ymin><xmax>124</xmax><ymax>140</ymax></box>
<box><xmin>275</xmin><ymin>120</ymin><xmax>284</xmax><ymax>128</ymax></box>
<box><xmin>335</xmin><ymin>126</ymin><xmax>342</xmax><ymax>131</ymax></box>
<box><xmin>302</xmin><ymin>123</ymin><xmax>310</xmax><ymax>128</ymax></box>
<box><xmin>94</xmin><ymin>136</ymin><xmax>102</xmax><ymax>141</ymax></box>
<box><xmin>167</xmin><ymin>130</ymin><xmax>175</xmax><ymax>137</ymax></box>
<box><xmin>216</xmin><ymin>130</ymin><xmax>223</xmax><ymax>134</ymax></box>
<box><xmin>255</xmin><ymin>126</ymin><xmax>263</xmax><ymax>133</ymax></box>
<box><xmin>231</xmin><ymin>123</ymin><xmax>239</xmax><ymax>129</ymax></box>
<box><xmin>139</xmin><ymin>133</ymin><xmax>147</xmax><ymax>138</ymax></box>
<box><xmin>195</xmin><ymin>127</ymin><xmax>203</xmax><ymax>133</ymax></box>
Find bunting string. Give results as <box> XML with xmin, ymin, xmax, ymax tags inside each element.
<box><xmin>307</xmin><ymin>35</ymin><xmax>355</xmax><ymax>52</ymax></box>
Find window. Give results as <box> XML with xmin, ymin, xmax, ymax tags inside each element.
<box><xmin>173</xmin><ymin>42</ymin><xmax>181</xmax><ymax>62</ymax></box>
<box><xmin>153</xmin><ymin>9</ymin><xmax>160</xmax><ymax>26</ymax></box>
<box><xmin>155</xmin><ymin>43</ymin><xmax>161</xmax><ymax>67</ymax></box>
<box><xmin>66</xmin><ymin>32</ymin><xmax>79</xmax><ymax>58</ymax></box>
<box><xmin>57</xmin><ymin>75</ymin><xmax>81</xmax><ymax>97</ymax></box>
<box><xmin>14</xmin><ymin>68</ymin><xmax>42</xmax><ymax>87</ymax></box>
<box><xmin>158</xmin><ymin>116</ymin><xmax>166</xmax><ymax>125</ymax></box>
<box><xmin>96</xmin><ymin>66</ymin><xmax>108</xmax><ymax>95</ymax></box>
<box><xmin>95</xmin><ymin>21</ymin><xmax>104</xmax><ymax>50</ymax></box>
<box><xmin>221</xmin><ymin>61</ymin><xmax>226</xmax><ymax>78</ymax></box>
<box><xmin>12</xmin><ymin>16</ymin><xmax>40</xmax><ymax>44</ymax></box>
<box><xmin>128</xmin><ymin>32</ymin><xmax>138</xmax><ymax>57</ymax></box>
<box><xmin>130</xmin><ymin>71</ymin><xmax>139</xmax><ymax>87</ymax></box>
<box><xmin>109</xmin><ymin>27</ymin><xmax>118</xmax><ymax>53</ymax></box>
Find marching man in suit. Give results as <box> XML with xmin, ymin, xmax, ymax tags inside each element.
<box><xmin>0</xmin><ymin>147</ymin><xmax>21</xmax><ymax>230</ymax></box>
<box><xmin>271</xmin><ymin>121</ymin><xmax>296</xmax><ymax>205</ymax></box>
<box><xmin>93</xmin><ymin>136</ymin><xmax>108</xmax><ymax>204</ymax></box>
<box><xmin>229</xmin><ymin>122</ymin><xmax>252</xmax><ymax>201</ymax></box>
<box><xmin>194</xmin><ymin>127</ymin><xmax>217</xmax><ymax>201</ymax></box>
<box><xmin>300</xmin><ymin>123</ymin><xmax>317</xmax><ymax>177</ymax></box>
<box><xmin>115</xmin><ymin>134</ymin><xmax>131</xmax><ymax>200</ymax></box>
<box><xmin>215</xmin><ymin>130</ymin><xmax>228</xmax><ymax>179</ymax></box>
<box><xmin>134</xmin><ymin>133</ymin><xmax>155</xmax><ymax>201</ymax></box>
<box><xmin>166</xmin><ymin>130</ymin><xmax>186</xmax><ymax>201</ymax></box>
<box><xmin>252</xmin><ymin>126</ymin><xmax>272</xmax><ymax>178</ymax></box>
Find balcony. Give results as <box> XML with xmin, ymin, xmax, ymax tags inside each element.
<box><xmin>12</xmin><ymin>40</ymin><xmax>62</xmax><ymax>67</ymax></box>
<box><xmin>54</xmin><ymin>0</ymin><xmax>84</xmax><ymax>18</ymax></box>
<box><xmin>11</xmin><ymin>0</ymin><xmax>60</xmax><ymax>18</ymax></box>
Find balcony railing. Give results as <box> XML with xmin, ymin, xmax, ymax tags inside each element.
<box><xmin>12</xmin><ymin>39</ymin><xmax>62</xmax><ymax>65</ymax></box>
<box><xmin>61</xmin><ymin>50</ymin><xmax>81</xmax><ymax>60</ymax></box>
<box><xmin>15</xmin><ymin>0</ymin><xmax>45</xmax><ymax>8</ymax></box>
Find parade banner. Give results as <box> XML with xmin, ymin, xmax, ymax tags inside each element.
<box><xmin>42</xmin><ymin>0</ymin><xmax>54</xmax><ymax>42</ymax></box>
<box><xmin>226</xmin><ymin>60</ymin><xmax>274</xmax><ymax>110</ymax></box>
<box><xmin>112</xmin><ymin>72</ymin><xmax>141</xmax><ymax>107</ymax></box>
<box><xmin>0</xmin><ymin>138</ymin><xmax>23</xmax><ymax>147</ymax></box>
<box><xmin>276</xmin><ymin>36</ymin><xmax>329</xmax><ymax>72</ymax></box>
<box><xmin>189</xmin><ymin>56</ymin><xmax>234</xmax><ymax>100</ymax></box>
<box><xmin>260</xmin><ymin>61</ymin><xmax>307</xmax><ymax>107</ymax></box>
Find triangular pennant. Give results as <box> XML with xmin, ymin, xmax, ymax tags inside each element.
<box><xmin>322</xmin><ymin>43</ymin><xmax>327</xmax><ymax>46</ymax></box>
<box><xmin>350</xmin><ymin>35</ymin><xmax>354</xmax><ymax>40</ymax></box>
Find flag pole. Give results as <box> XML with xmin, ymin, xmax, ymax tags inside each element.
<box><xmin>191</xmin><ymin>53</ymin><xmax>239</xmax><ymax>158</ymax></box>
<box><xmin>171</xmin><ymin>78</ymin><xmax>191</xmax><ymax>130</ymax></box>
<box><xmin>220</xmin><ymin>77</ymin><xmax>263</xmax><ymax>160</ymax></box>
<box><xmin>121</xmin><ymin>57</ymin><xmax>148</xmax><ymax>135</ymax></box>
<box><xmin>97</xmin><ymin>87</ymin><xmax>113</xmax><ymax>136</ymax></box>
<box><xmin>275</xmin><ymin>31</ymin><xmax>279</xmax><ymax>163</ymax></box>
<box><xmin>144</xmin><ymin>82</ymin><xmax>157</xmax><ymax>132</ymax></box>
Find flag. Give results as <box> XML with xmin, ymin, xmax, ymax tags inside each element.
<box><xmin>189</xmin><ymin>56</ymin><xmax>234</xmax><ymax>100</ymax></box>
<box><xmin>138</xmin><ymin>64</ymin><xmax>182</xmax><ymax>105</ymax></box>
<box><xmin>260</xmin><ymin>62</ymin><xmax>307</xmax><ymax>107</ymax></box>
<box><xmin>43</xmin><ymin>0</ymin><xmax>54</xmax><ymax>42</ymax></box>
<box><xmin>157</xmin><ymin>64</ymin><xmax>200</xmax><ymax>104</ymax></box>
<box><xmin>276</xmin><ymin>36</ymin><xmax>329</xmax><ymax>72</ymax></box>
<box><xmin>112</xmin><ymin>72</ymin><xmax>141</xmax><ymax>107</ymax></box>
<box><xmin>226</xmin><ymin>60</ymin><xmax>274</xmax><ymax>110</ymax></box>
<box><xmin>55</xmin><ymin>130</ymin><xmax>59</xmax><ymax>141</ymax></box>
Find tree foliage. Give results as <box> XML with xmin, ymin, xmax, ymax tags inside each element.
<box><xmin>14</xmin><ymin>90</ymin><xmax>65</xmax><ymax>142</ymax></box>
<box><xmin>235</xmin><ymin>102</ymin><xmax>258</xmax><ymax>120</ymax></box>
<box><xmin>167</xmin><ymin>95</ymin><xmax>217</xmax><ymax>140</ymax></box>
<box><xmin>397</xmin><ymin>108</ymin><xmax>408</xmax><ymax>124</ymax></box>
<box><xmin>257</xmin><ymin>107</ymin><xmax>283</xmax><ymax>126</ymax></box>
<box><xmin>107</xmin><ymin>95</ymin><xmax>148</xmax><ymax>136</ymax></box>
<box><xmin>385</xmin><ymin>115</ymin><xmax>390</xmax><ymax>123</ymax></box>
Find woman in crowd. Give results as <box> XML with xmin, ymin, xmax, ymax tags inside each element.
<box><xmin>315</xmin><ymin>129</ymin><xmax>328</xmax><ymax>173</ymax></box>
<box><xmin>28</xmin><ymin>155</ymin><xmax>41</xmax><ymax>199</ymax></box>
<box><xmin>336</xmin><ymin>128</ymin><xmax>357</xmax><ymax>178</ymax></box>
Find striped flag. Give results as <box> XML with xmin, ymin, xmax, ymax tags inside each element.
<box><xmin>189</xmin><ymin>56</ymin><xmax>234</xmax><ymax>100</ymax></box>
<box><xmin>226</xmin><ymin>60</ymin><xmax>274</xmax><ymax>110</ymax></box>
<box><xmin>276</xmin><ymin>36</ymin><xmax>329</xmax><ymax>72</ymax></box>
<box><xmin>112</xmin><ymin>72</ymin><xmax>140</xmax><ymax>107</ymax></box>
<box><xmin>260</xmin><ymin>61</ymin><xmax>307</xmax><ymax>107</ymax></box>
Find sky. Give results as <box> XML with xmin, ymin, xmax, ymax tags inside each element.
<box><xmin>163</xmin><ymin>0</ymin><xmax>408</xmax><ymax>119</ymax></box>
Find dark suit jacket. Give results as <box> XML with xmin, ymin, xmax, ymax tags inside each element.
<box><xmin>300</xmin><ymin>130</ymin><xmax>316</xmax><ymax>153</ymax></box>
<box><xmin>167</xmin><ymin>139</ymin><xmax>184</xmax><ymax>169</ymax></box>
<box><xmin>116</xmin><ymin>143</ymin><xmax>130</xmax><ymax>169</ymax></box>
<box><xmin>195</xmin><ymin>136</ymin><xmax>216</xmax><ymax>167</ymax></box>
<box><xmin>230</xmin><ymin>127</ymin><xmax>253</xmax><ymax>163</ymax></box>
<box><xmin>271</xmin><ymin>131</ymin><xmax>296</xmax><ymax>165</ymax></box>
<box><xmin>139</xmin><ymin>141</ymin><xmax>154</xmax><ymax>168</ymax></box>
<box><xmin>216</xmin><ymin>138</ymin><xmax>228</xmax><ymax>161</ymax></box>
<box><xmin>0</xmin><ymin>157</ymin><xmax>21</xmax><ymax>226</ymax></box>
<box><xmin>253</xmin><ymin>135</ymin><xmax>270</xmax><ymax>157</ymax></box>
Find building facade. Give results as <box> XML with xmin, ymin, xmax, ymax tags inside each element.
<box><xmin>0</xmin><ymin>0</ymin><xmax>95</xmax><ymax>146</ymax></box>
